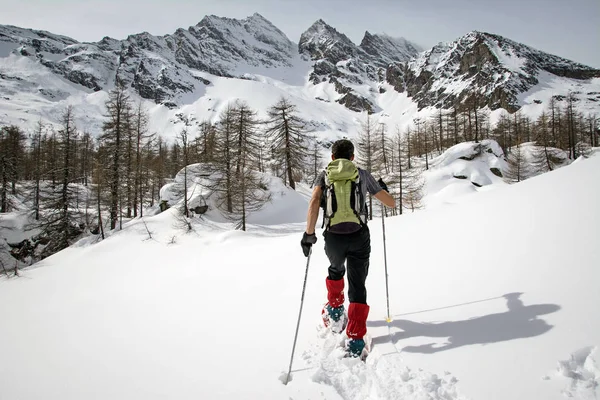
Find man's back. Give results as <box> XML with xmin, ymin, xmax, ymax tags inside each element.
<box><xmin>317</xmin><ymin>163</ymin><xmax>383</xmax><ymax>234</ymax></box>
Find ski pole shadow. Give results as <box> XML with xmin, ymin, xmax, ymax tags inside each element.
<box><xmin>369</xmin><ymin>292</ymin><xmax>561</xmax><ymax>353</ymax></box>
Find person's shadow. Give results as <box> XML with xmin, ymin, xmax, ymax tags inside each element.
<box><xmin>369</xmin><ymin>293</ymin><xmax>561</xmax><ymax>353</ymax></box>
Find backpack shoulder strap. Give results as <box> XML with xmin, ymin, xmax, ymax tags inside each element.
<box><xmin>321</xmin><ymin>168</ymin><xmax>332</xmax><ymax>229</ymax></box>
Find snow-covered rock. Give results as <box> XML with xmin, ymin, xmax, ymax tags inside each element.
<box><xmin>425</xmin><ymin>140</ymin><xmax>508</xmax><ymax>208</ymax></box>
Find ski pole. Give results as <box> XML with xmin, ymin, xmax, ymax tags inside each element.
<box><xmin>382</xmin><ymin>204</ymin><xmax>391</xmax><ymax>323</ymax></box>
<box><xmin>284</xmin><ymin>248</ymin><xmax>312</xmax><ymax>385</ymax></box>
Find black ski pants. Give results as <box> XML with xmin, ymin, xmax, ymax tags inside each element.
<box><xmin>324</xmin><ymin>226</ymin><xmax>371</xmax><ymax>304</ymax></box>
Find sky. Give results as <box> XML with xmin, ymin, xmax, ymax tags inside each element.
<box><xmin>1</xmin><ymin>0</ymin><xmax>599</xmax><ymax>68</ymax></box>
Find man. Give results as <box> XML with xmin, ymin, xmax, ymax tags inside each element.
<box><xmin>300</xmin><ymin>139</ymin><xmax>395</xmax><ymax>357</ymax></box>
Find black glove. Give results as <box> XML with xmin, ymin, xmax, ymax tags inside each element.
<box><xmin>300</xmin><ymin>232</ymin><xmax>317</xmax><ymax>257</ymax></box>
<box><xmin>378</xmin><ymin>178</ymin><xmax>389</xmax><ymax>192</ymax></box>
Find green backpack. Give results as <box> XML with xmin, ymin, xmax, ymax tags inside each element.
<box><xmin>321</xmin><ymin>158</ymin><xmax>367</xmax><ymax>230</ymax></box>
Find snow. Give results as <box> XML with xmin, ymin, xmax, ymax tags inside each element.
<box><xmin>515</xmin><ymin>71</ymin><xmax>600</xmax><ymax>120</ymax></box>
<box><xmin>1</xmin><ymin>145</ymin><xmax>599</xmax><ymax>399</ymax></box>
<box><xmin>488</xmin><ymin>42</ymin><xmax>526</xmax><ymax>74</ymax></box>
<box><xmin>0</xmin><ymin>40</ymin><xmax>20</xmax><ymax>57</ymax></box>
<box><xmin>424</xmin><ymin>140</ymin><xmax>507</xmax><ymax>208</ymax></box>
<box><xmin>158</xmin><ymin>163</ymin><xmax>308</xmax><ymax>226</ymax></box>
<box><xmin>553</xmin><ymin>346</ymin><xmax>599</xmax><ymax>399</ymax></box>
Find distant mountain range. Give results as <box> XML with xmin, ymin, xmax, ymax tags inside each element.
<box><xmin>1</xmin><ymin>13</ymin><xmax>599</xmax><ymax>136</ymax></box>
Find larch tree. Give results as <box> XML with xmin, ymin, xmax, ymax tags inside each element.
<box><xmin>264</xmin><ymin>97</ymin><xmax>311</xmax><ymax>190</ymax></box>
<box><xmin>175</xmin><ymin>113</ymin><xmax>199</xmax><ymax>218</ymax></box>
<box><xmin>132</xmin><ymin>102</ymin><xmax>152</xmax><ymax>217</ymax></box>
<box><xmin>504</xmin><ymin>136</ymin><xmax>528</xmax><ymax>184</ymax></box>
<box><xmin>210</xmin><ymin>103</ymin><xmax>269</xmax><ymax>229</ymax></box>
<box><xmin>356</xmin><ymin>113</ymin><xmax>379</xmax><ymax>219</ymax></box>
<box><xmin>390</xmin><ymin>128</ymin><xmax>425</xmax><ymax>215</ymax></box>
<box><xmin>100</xmin><ymin>82</ymin><xmax>131</xmax><ymax>230</ymax></box>
<box><xmin>531</xmin><ymin>112</ymin><xmax>564</xmax><ymax>175</ymax></box>
<box><xmin>227</xmin><ymin>164</ymin><xmax>270</xmax><ymax>231</ymax></box>
<box><xmin>37</xmin><ymin>107</ymin><xmax>82</xmax><ymax>257</ymax></box>
<box><xmin>212</xmin><ymin>105</ymin><xmax>237</xmax><ymax>213</ymax></box>
<box><xmin>373</xmin><ymin>122</ymin><xmax>391</xmax><ymax>175</ymax></box>
<box><xmin>0</xmin><ymin>125</ymin><xmax>26</xmax><ymax>212</ymax></box>
<box><xmin>232</xmin><ymin>101</ymin><xmax>260</xmax><ymax>174</ymax></box>
<box><xmin>31</xmin><ymin>120</ymin><xmax>45</xmax><ymax>220</ymax></box>
<box><xmin>565</xmin><ymin>92</ymin><xmax>578</xmax><ymax>159</ymax></box>
<box><xmin>308</xmin><ymin>140</ymin><xmax>323</xmax><ymax>188</ymax></box>
<box><xmin>230</xmin><ymin>101</ymin><xmax>270</xmax><ymax>230</ymax></box>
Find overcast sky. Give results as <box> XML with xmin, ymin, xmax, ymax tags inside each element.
<box><xmin>1</xmin><ymin>0</ymin><xmax>599</xmax><ymax>67</ymax></box>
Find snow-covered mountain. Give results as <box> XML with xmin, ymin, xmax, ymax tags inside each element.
<box><xmin>386</xmin><ymin>31</ymin><xmax>600</xmax><ymax>112</ymax></box>
<box><xmin>0</xmin><ymin>13</ymin><xmax>297</xmax><ymax>106</ymax></box>
<box><xmin>0</xmin><ymin>15</ymin><xmax>599</xmax><ymax>138</ymax></box>
<box><xmin>298</xmin><ymin>19</ymin><xmax>422</xmax><ymax>112</ymax></box>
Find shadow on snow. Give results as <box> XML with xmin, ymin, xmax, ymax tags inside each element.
<box><xmin>369</xmin><ymin>292</ymin><xmax>561</xmax><ymax>354</ymax></box>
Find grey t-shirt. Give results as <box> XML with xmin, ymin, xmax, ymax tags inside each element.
<box><xmin>317</xmin><ymin>167</ymin><xmax>383</xmax><ymax>234</ymax></box>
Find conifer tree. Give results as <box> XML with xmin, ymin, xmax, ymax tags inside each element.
<box><xmin>212</xmin><ymin>105</ymin><xmax>237</xmax><ymax>213</ymax></box>
<box><xmin>264</xmin><ymin>97</ymin><xmax>311</xmax><ymax>190</ymax></box>
<box><xmin>390</xmin><ymin>128</ymin><xmax>425</xmax><ymax>214</ymax></box>
<box><xmin>209</xmin><ymin>104</ymin><xmax>269</xmax><ymax>229</ymax></box>
<box><xmin>356</xmin><ymin>113</ymin><xmax>382</xmax><ymax>219</ymax></box>
<box><xmin>31</xmin><ymin>121</ymin><xmax>45</xmax><ymax>220</ymax></box>
<box><xmin>0</xmin><ymin>125</ymin><xmax>26</xmax><ymax>212</ymax></box>
<box><xmin>100</xmin><ymin>82</ymin><xmax>131</xmax><ymax>229</ymax></box>
<box><xmin>129</xmin><ymin>102</ymin><xmax>152</xmax><ymax>217</ymax></box>
<box><xmin>308</xmin><ymin>140</ymin><xmax>323</xmax><ymax>187</ymax></box>
<box><xmin>531</xmin><ymin>112</ymin><xmax>564</xmax><ymax>174</ymax></box>
<box><xmin>227</xmin><ymin>166</ymin><xmax>270</xmax><ymax>231</ymax></box>
<box><xmin>373</xmin><ymin>122</ymin><xmax>391</xmax><ymax>174</ymax></box>
<box><xmin>232</xmin><ymin>101</ymin><xmax>260</xmax><ymax>174</ymax></box>
<box><xmin>37</xmin><ymin>107</ymin><xmax>82</xmax><ymax>257</ymax></box>
<box><xmin>586</xmin><ymin>114</ymin><xmax>599</xmax><ymax>148</ymax></box>
<box><xmin>504</xmin><ymin>139</ymin><xmax>528</xmax><ymax>183</ymax></box>
<box><xmin>197</xmin><ymin>120</ymin><xmax>217</xmax><ymax>163</ymax></box>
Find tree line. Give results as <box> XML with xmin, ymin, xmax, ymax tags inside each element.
<box><xmin>1</xmin><ymin>87</ymin><xmax>598</xmax><ymax>263</ymax></box>
<box><xmin>0</xmin><ymin>84</ymin><xmax>316</xmax><ymax>262</ymax></box>
<box><xmin>353</xmin><ymin>93</ymin><xmax>598</xmax><ymax>215</ymax></box>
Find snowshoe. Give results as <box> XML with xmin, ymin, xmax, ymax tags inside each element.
<box><xmin>344</xmin><ymin>335</ymin><xmax>372</xmax><ymax>361</ymax></box>
<box><xmin>322</xmin><ymin>303</ymin><xmax>348</xmax><ymax>334</ymax></box>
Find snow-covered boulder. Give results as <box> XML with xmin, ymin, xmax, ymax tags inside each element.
<box><xmin>425</xmin><ymin>140</ymin><xmax>508</xmax><ymax>208</ymax></box>
<box><xmin>158</xmin><ymin>163</ymin><xmax>308</xmax><ymax>225</ymax></box>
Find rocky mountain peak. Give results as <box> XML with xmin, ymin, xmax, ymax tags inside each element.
<box><xmin>359</xmin><ymin>31</ymin><xmax>421</xmax><ymax>67</ymax></box>
<box><xmin>386</xmin><ymin>30</ymin><xmax>600</xmax><ymax>111</ymax></box>
<box><xmin>298</xmin><ymin>19</ymin><xmax>358</xmax><ymax>63</ymax></box>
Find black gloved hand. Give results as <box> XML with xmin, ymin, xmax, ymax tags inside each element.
<box><xmin>300</xmin><ymin>232</ymin><xmax>317</xmax><ymax>257</ymax></box>
<box><xmin>378</xmin><ymin>178</ymin><xmax>389</xmax><ymax>192</ymax></box>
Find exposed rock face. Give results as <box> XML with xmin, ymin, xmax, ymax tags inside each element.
<box><xmin>299</xmin><ymin>20</ymin><xmax>360</xmax><ymax>65</ymax></box>
<box><xmin>299</xmin><ymin>19</ymin><xmax>421</xmax><ymax>112</ymax></box>
<box><xmin>387</xmin><ymin>31</ymin><xmax>600</xmax><ymax>111</ymax></box>
<box><xmin>0</xmin><ymin>13</ymin><xmax>296</xmax><ymax>106</ymax></box>
<box><xmin>360</xmin><ymin>31</ymin><xmax>422</xmax><ymax>68</ymax></box>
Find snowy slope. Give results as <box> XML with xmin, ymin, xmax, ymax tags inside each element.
<box><xmin>1</xmin><ymin>153</ymin><xmax>599</xmax><ymax>399</ymax></box>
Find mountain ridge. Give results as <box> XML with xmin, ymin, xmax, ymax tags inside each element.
<box><xmin>385</xmin><ymin>30</ymin><xmax>600</xmax><ymax>111</ymax></box>
<box><xmin>0</xmin><ymin>15</ymin><xmax>599</xmax><ymax>135</ymax></box>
